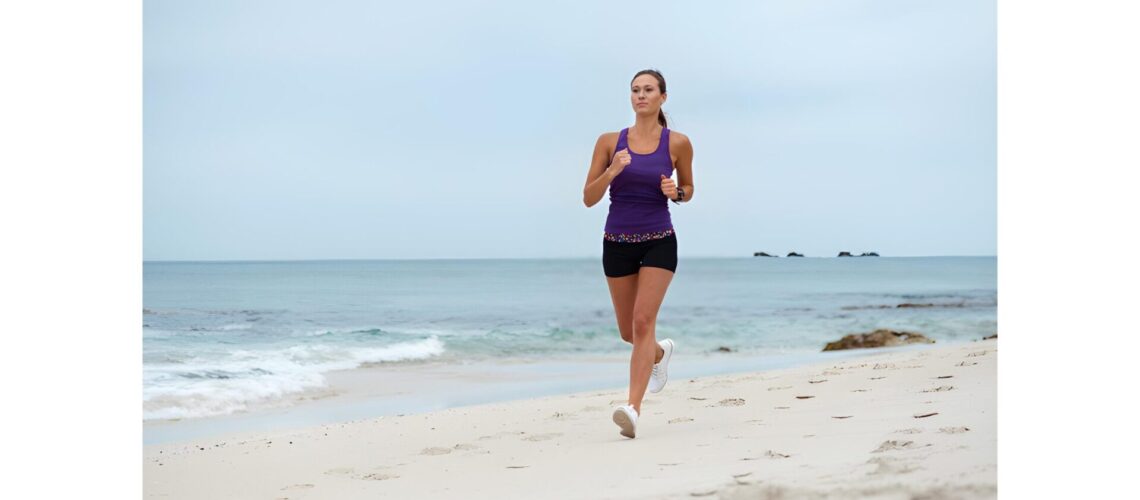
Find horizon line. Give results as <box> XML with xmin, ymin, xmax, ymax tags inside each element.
<box><xmin>143</xmin><ymin>254</ymin><xmax>998</xmax><ymax>264</ymax></box>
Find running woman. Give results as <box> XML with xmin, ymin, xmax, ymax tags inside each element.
<box><xmin>582</xmin><ymin>69</ymin><xmax>695</xmax><ymax>438</ymax></box>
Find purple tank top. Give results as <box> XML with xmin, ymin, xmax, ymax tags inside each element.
<box><xmin>604</xmin><ymin>127</ymin><xmax>674</xmax><ymax>236</ymax></box>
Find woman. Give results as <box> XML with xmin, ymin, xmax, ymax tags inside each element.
<box><xmin>582</xmin><ymin>69</ymin><xmax>695</xmax><ymax>439</ymax></box>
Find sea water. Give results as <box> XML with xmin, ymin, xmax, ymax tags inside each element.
<box><xmin>143</xmin><ymin>257</ymin><xmax>995</xmax><ymax>422</ymax></box>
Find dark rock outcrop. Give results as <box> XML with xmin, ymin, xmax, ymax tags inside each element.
<box><xmin>787</xmin><ymin>252</ymin><xmax>804</xmax><ymax>257</ymax></box>
<box><xmin>983</xmin><ymin>333</ymin><xmax>997</xmax><ymax>340</ymax></box>
<box><xmin>822</xmin><ymin>329</ymin><xmax>935</xmax><ymax>352</ymax></box>
<box><xmin>860</xmin><ymin>252</ymin><xmax>880</xmax><ymax>257</ymax></box>
<box><xmin>753</xmin><ymin>252</ymin><xmax>777</xmax><ymax>257</ymax></box>
<box><xmin>838</xmin><ymin>251</ymin><xmax>853</xmax><ymax>257</ymax></box>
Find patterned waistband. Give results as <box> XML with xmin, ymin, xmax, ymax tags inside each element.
<box><xmin>603</xmin><ymin>228</ymin><xmax>675</xmax><ymax>243</ymax></box>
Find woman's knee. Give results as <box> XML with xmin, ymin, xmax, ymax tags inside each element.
<box><xmin>619</xmin><ymin>325</ymin><xmax>634</xmax><ymax>344</ymax></box>
<box><xmin>632</xmin><ymin>311</ymin><xmax>656</xmax><ymax>337</ymax></box>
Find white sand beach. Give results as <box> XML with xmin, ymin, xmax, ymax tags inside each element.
<box><xmin>143</xmin><ymin>339</ymin><xmax>996</xmax><ymax>499</ymax></box>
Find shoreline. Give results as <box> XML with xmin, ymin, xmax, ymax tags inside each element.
<box><xmin>143</xmin><ymin>342</ymin><xmax>952</xmax><ymax>446</ymax></box>
<box><xmin>144</xmin><ymin>339</ymin><xmax>996</xmax><ymax>499</ymax></box>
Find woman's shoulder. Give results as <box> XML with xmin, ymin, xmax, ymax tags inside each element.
<box><xmin>597</xmin><ymin>130</ymin><xmax>621</xmax><ymax>142</ymax></box>
<box><xmin>595</xmin><ymin>130</ymin><xmax>622</xmax><ymax>150</ymax></box>
<box><xmin>668</xmin><ymin>129</ymin><xmax>692</xmax><ymax>149</ymax></box>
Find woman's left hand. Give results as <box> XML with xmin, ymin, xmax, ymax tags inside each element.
<box><xmin>660</xmin><ymin>175</ymin><xmax>678</xmax><ymax>200</ymax></box>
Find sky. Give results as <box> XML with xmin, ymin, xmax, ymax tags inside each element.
<box><xmin>143</xmin><ymin>0</ymin><xmax>995</xmax><ymax>260</ymax></box>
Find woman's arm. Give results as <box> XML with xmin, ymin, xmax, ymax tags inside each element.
<box><xmin>672</xmin><ymin>132</ymin><xmax>694</xmax><ymax>202</ymax></box>
<box><xmin>583</xmin><ymin>133</ymin><xmax>619</xmax><ymax>207</ymax></box>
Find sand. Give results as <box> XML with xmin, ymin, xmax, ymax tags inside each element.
<box><xmin>143</xmin><ymin>339</ymin><xmax>996</xmax><ymax>499</ymax></box>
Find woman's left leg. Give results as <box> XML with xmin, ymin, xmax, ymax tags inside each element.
<box><xmin>626</xmin><ymin>266</ymin><xmax>674</xmax><ymax>415</ymax></box>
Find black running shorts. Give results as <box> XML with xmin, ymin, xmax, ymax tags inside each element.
<box><xmin>602</xmin><ymin>234</ymin><xmax>678</xmax><ymax>277</ymax></box>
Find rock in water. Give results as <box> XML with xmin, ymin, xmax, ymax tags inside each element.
<box><xmin>787</xmin><ymin>252</ymin><xmax>804</xmax><ymax>257</ymax></box>
<box><xmin>838</xmin><ymin>251</ymin><xmax>853</xmax><ymax>257</ymax></box>
<box><xmin>822</xmin><ymin>329</ymin><xmax>934</xmax><ymax>351</ymax></box>
<box><xmin>753</xmin><ymin>252</ymin><xmax>777</xmax><ymax>257</ymax></box>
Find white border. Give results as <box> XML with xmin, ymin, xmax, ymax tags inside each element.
<box><xmin>1</xmin><ymin>1</ymin><xmax>141</xmax><ymax>497</ymax></box>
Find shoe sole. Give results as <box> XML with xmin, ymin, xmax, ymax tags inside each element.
<box><xmin>649</xmin><ymin>339</ymin><xmax>674</xmax><ymax>394</ymax></box>
<box><xmin>612</xmin><ymin>408</ymin><xmax>636</xmax><ymax>438</ymax></box>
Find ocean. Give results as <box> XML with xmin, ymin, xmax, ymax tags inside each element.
<box><xmin>143</xmin><ymin>257</ymin><xmax>996</xmax><ymax>424</ymax></box>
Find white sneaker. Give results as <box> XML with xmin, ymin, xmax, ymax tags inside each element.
<box><xmin>612</xmin><ymin>404</ymin><xmax>638</xmax><ymax>438</ymax></box>
<box><xmin>648</xmin><ymin>338</ymin><xmax>674</xmax><ymax>394</ymax></box>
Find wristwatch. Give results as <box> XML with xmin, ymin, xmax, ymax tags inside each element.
<box><xmin>672</xmin><ymin>187</ymin><xmax>685</xmax><ymax>204</ymax></box>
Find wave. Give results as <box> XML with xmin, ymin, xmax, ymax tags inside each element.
<box><xmin>143</xmin><ymin>337</ymin><xmax>444</xmax><ymax>420</ymax></box>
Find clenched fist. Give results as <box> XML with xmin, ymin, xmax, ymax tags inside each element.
<box><xmin>660</xmin><ymin>174</ymin><xmax>678</xmax><ymax>200</ymax></box>
<box><xmin>608</xmin><ymin>148</ymin><xmax>631</xmax><ymax>177</ymax></box>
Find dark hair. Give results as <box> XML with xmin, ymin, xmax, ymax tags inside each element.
<box><xmin>631</xmin><ymin>69</ymin><xmax>668</xmax><ymax>128</ymax></box>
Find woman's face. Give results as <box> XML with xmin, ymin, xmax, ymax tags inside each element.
<box><xmin>630</xmin><ymin>74</ymin><xmax>666</xmax><ymax>116</ymax></box>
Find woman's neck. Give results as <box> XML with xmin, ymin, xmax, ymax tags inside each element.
<box><xmin>630</xmin><ymin>115</ymin><xmax>662</xmax><ymax>136</ymax></box>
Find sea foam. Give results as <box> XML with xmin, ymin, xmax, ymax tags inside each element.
<box><xmin>143</xmin><ymin>336</ymin><xmax>444</xmax><ymax>420</ymax></box>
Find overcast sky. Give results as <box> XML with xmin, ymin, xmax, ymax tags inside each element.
<box><xmin>143</xmin><ymin>0</ymin><xmax>995</xmax><ymax>260</ymax></box>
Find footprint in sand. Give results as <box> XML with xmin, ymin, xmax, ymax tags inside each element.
<box><xmin>872</xmin><ymin>440</ymin><xmax>916</xmax><ymax>453</ymax></box>
<box><xmin>421</xmin><ymin>447</ymin><xmax>452</xmax><ymax>455</ymax></box>
<box><xmin>795</xmin><ymin>395</ymin><xmax>815</xmax><ymax>399</ymax></box>
<box><xmin>522</xmin><ymin>433</ymin><xmax>562</xmax><ymax>442</ymax></box>
<box><xmin>866</xmin><ymin>456</ymin><xmax>920</xmax><ymax>475</ymax></box>
<box><xmin>764</xmin><ymin>450</ymin><xmax>791</xmax><ymax>459</ymax></box>
<box><xmin>893</xmin><ymin>428</ymin><xmax>924</xmax><ymax>434</ymax></box>
<box><xmin>939</xmin><ymin>426</ymin><xmax>971</xmax><ymax>434</ymax></box>
<box><xmin>808</xmin><ymin>379</ymin><xmax>828</xmax><ymax>384</ymax></box>
<box><xmin>767</xmin><ymin>385</ymin><xmax>792</xmax><ymax>391</ymax></box>
<box><xmin>966</xmin><ymin>350</ymin><xmax>988</xmax><ymax>357</ymax></box>
<box><xmin>956</xmin><ymin>361</ymin><xmax>978</xmax><ymax>367</ymax></box>
<box><xmin>358</xmin><ymin>472</ymin><xmax>399</xmax><ymax>481</ymax></box>
<box><xmin>324</xmin><ymin>467</ymin><xmax>354</xmax><ymax>476</ymax></box>
<box><xmin>921</xmin><ymin>385</ymin><xmax>955</xmax><ymax>393</ymax></box>
<box><xmin>453</xmin><ymin>443</ymin><xmax>480</xmax><ymax>450</ymax></box>
<box><xmin>717</xmin><ymin>398</ymin><xmax>746</xmax><ymax>407</ymax></box>
<box><xmin>873</xmin><ymin>363</ymin><xmax>896</xmax><ymax>370</ymax></box>
<box><xmin>668</xmin><ymin>417</ymin><xmax>694</xmax><ymax>424</ymax></box>
<box><xmin>281</xmin><ymin>484</ymin><xmax>315</xmax><ymax>491</ymax></box>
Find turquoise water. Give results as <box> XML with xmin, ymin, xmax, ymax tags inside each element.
<box><xmin>143</xmin><ymin>257</ymin><xmax>996</xmax><ymax>421</ymax></box>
